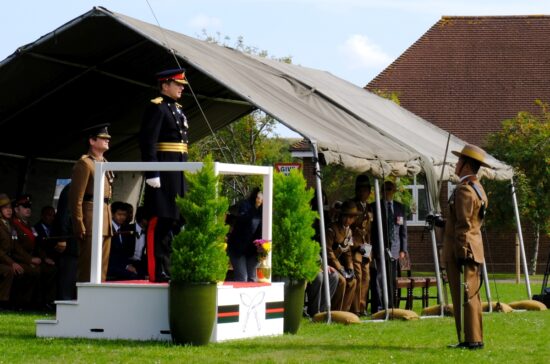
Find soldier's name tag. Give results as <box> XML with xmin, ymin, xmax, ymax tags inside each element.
<box><xmin>396</xmin><ymin>216</ymin><xmax>404</xmax><ymax>225</ymax></box>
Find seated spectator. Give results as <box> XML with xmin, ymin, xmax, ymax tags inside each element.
<box><xmin>325</xmin><ymin>200</ymin><xmax>359</xmax><ymax>312</ymax></box>
<box><xmin>123</xmin><ymin>203</ymin><xmax>134</xmax><ymax>225</ymax></box>
<box><xmin>34</xmin><ymin>205</ymin><xmax>58</xmax><ymax>261</ymax></box>
<box><xmin>107</xmin><ymin>202</ymin><xmax>138</xmax><ymax>280</ymax></box>
<box><xmin>306</xmin><ymin>266</ymin><xmax>340</xmax><ymax>317</ymax></box>
<box><xmin>12</xmin><ymin>195</ymin><xmax>56</xmax><ymax>309</ymax></box>
<box><xmin>0</xmin><ymin>193</ymin><xmax>40</xmax><ymax>309</ymax></box>
<box><xmin>124</xmin><ymin>206</ymin><xmax>148</xmax><ymax>279</ymax></box>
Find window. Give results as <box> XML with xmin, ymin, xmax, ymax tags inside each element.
<box><xmin>405</xmin><ymin>175</ymin><xmax>430</xmax><ymax>226</ymax></box>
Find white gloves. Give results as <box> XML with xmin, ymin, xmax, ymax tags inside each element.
<box><xmin>146</xmin><ymin>177</ymin><xmax>161</xmax><ymax>188</ymax></box>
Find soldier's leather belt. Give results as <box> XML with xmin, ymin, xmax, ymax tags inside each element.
<box><xmin>156</xmin><ymin>142</ymin><xmax>188</xmax><ymax>153</ymax></box>
<box><xmin>83</xmin><ymin>194</ymin><xmax>110</xmax><ymax>204</ymax></box>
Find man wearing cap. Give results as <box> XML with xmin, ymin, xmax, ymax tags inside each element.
<box><xmin>69</xmin><ymin>124</ymin><xmax>114</xmax><ymax>282</ymax></box>
<box><xmin>12</xmin><ymin>195</ymin><xmax>57</xmax><ymax>308</ymax></box>
<box><xmin>0</xmin><ymin>193</ymin><xmax>40</xmax><ymax>308</ymax></box>
<box><xmin>370</xmin><ymin>180</ymin><xmax>408</xmax><ymax>313</ymax></box>
<box><xmin>444</xmin><ymin>144</ymin><xmax>489</xmax><ymax>350</ymax></box>
<box><xmin>325</xmin><ymin>200</ymin><xmax>359</xmax><ymax>312</ymax></box>
<box><xmin>140</xmin><ymin>68</ymin><xmax>189</xmax><ymax>282</ymax></box>
<box><xmin>347</xmin><ymin>174</ymin><xmax>374</xmax><ymax>316</ymax></box>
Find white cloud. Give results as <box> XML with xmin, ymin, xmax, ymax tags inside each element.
<box><xmin>339</xmin><ymin>34</ymin><xmax>393</xmax><ymax>69</ymax></box>
<box><xmin>187</xmin><ymin>14</ymin><xmax>222</xmax><ymax>29</ymax></box>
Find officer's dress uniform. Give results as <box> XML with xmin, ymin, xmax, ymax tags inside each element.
<box><xmin>326</xmin><ymin>222</ymin><xmax>357</xmax><ymax>311</ymax></box>
<box><xmin>349</xmin><ymin>198</ymin><xmax>373</xmax><ymax>315</ymax></box>
<box><xmin>443</xmin><ymin>175</ymin><xmax>487</xmax><ymax>345</ymax></box>
<box><xmin>69</xmin><ymin>154</ymin><xmax>114</xmax><ymax>282</ymax></box>
<box><xmin>140</xmin><ymin>95</ymin><xmax>188</xmax><ymax>282</ymax></box>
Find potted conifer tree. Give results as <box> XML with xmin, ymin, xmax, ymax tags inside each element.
<box><xmin>170</xmin><ymin>155</ymin><xmax>229</xmax><ymax>345</ymax></box>
<box><xmin>272</xmin><ymin>168</ymin><xmax>320</xmax><ymax>334</ymax></box>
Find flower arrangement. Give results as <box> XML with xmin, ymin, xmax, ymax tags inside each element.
<box><xmin>254</xmin><ymin>239</ymin><xmax>272</xmax><ymax>260</ymax></box>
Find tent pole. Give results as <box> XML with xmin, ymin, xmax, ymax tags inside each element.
<box><xmin>510</xmin><ymin>178</ymin><xmax>532</xmax><ymax>298</ymax></box>
<box><xmin>481</xmin><ymin>263</ymin><xmax>492</xmax><ymax>312</ymax></box>
<box><xmin>428</xmin><ymin>229</ymin><xmax>445</xmax><ymax>316</ymax></box>
<box><xmin>373</xmin><ymin>179</ymin><xmax>389</xmax><ymax>319</ymax></box>
<box><xmin>311</xmin><ymin>141</ymin><xmax>331</xmax><ymax>323</ymax></box>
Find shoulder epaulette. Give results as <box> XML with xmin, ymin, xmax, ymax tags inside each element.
<box><xmin>150</xmin><ymin>97</ymin><xmax>163</xmax><ymax>104</ymax></box>
<box><xmin>175</xmin><ymin>102</ymin><xmax>182</xmax><ymax>108</ymax></box>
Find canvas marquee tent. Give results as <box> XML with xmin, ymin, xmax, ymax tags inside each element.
<box><xmin>0</xmin><ymin>6</ymin><xmax>512</xmax><ymax>181</ymax></box>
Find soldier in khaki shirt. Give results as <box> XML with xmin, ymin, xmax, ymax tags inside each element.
<box><xmin>443</xmin><ymin>144</ymin><xmax>489</xmax><ymax>350</ymax></box>
<box><xmin>69</xmin><ymin>124</ymin><xmax>114</xmax><ymax>282</ymax></box>
<box><xmin>325</xmin><ymin>200</ymin><xmax>359</xmax><ymax>312</ymax></box>
<box><xmin>348</xmin><ymin>175</ymin><xmax>373</xmax><ymax>316</ymax></box>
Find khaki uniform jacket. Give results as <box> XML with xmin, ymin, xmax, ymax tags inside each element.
<box><xmin>349</xmin><ymin>198</ymin><xmax>373</xmax><ymax>260</ymax></box>
<box><xmin>69</xmin><ymin>154</ymin><xmax>113</xmax><ymax>238</ymax></box>
<box><xmin>443</xmin><ymin>177</ymin><xmax>488</xmax><ymax>264</ymax></box>
<box><xmin>326</xmin><ymin>222</ymin><xmax>354</xmax><ymax>271</ymax></box>
<box><xmin>0</xmin><ymin>218</ymin><xmax>33</xmax><ymax>266</ymax></box>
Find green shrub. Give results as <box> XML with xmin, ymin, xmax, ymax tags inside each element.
<box><xmin>171</xmin><ymin>155</ymin><xmax>229</xmax><ymax>283</ymax></box>
<box><xmin>272</xmin><ymin>169</ymin><xmax>320</xmax><ymax>282</ymax></box>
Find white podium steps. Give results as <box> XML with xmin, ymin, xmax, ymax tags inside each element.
<box><xmin>36</xmin><ymin>281</ymin><xmax>284</xmax><ymax>342</ymax></box>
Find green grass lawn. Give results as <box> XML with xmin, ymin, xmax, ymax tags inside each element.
<box><xmin>1</xmin><ymin>282</ymin><xmax>548</xmax><ymax>363</ymax></box>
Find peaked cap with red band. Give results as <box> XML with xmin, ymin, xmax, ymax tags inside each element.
<box><xmin>156</xmin><ymin>68</ymin><xmax>188</xmax><ymax>84</ymax></box>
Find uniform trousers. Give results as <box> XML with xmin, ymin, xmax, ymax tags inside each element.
<box><xmin>446</xmin><ymin>258</ymin><xmax>483</xmax><ymax>343</ymax></box>
<box><xmin>77</xmin><ymin>235</ymin><xmax>111</xmax><ymax>282</ymax></box>
<box><xmin>0</xmin><ymin>264</ymin><xmax>14</xmax><ymax>301</ymax></box>
<box><xmin>331</xmin><ymin>272</ymin><xmax>356</xmax><ymax>311</ymax></box>
<box><xmin>351</xmin><ymin>256</ymin><xmax>370</xmax><ymax>314</ymax></box>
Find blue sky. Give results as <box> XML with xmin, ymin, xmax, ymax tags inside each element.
<box><xmin>2</xmin><ymin>0</ymin><xmax>550</xmax><ymax>136</ymax></box>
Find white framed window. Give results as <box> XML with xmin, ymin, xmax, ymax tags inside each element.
<box><xmin>405</xmin><ymin>175</ymin><xmax>429</xmax><ymax>226</ymax></box>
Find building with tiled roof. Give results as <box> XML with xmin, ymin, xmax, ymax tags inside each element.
<box><xmin>367</xmin><ymin>15</ymin><xmax>550</xmax><ymax>146</ymax></box>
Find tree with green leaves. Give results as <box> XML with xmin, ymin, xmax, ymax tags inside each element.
<box><xmin>272</xmin><ymin>169</ymin><xmax>320</xmax><ymax>282</ymax></box>
<box><xmin>171</xmin><ymin>155</ymin><xmax>229</xmax><ymax>283</ymax></box>
<box><xmin>485</xmin><ymin>100</ymin><xmax>550</xmax><ymax>274</ymax></box>
<box><xmin>189</xmin><ymin>33</ymin><xmax>294</xmax><ymax>202</ymax></box>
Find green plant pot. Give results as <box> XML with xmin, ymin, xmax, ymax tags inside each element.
<box><xmin>169</xmin><ymin>282</ymin><xmax>217</xmax><ymax>345</ymax></box>
<box><xmin>283</xmin><ymin>279</ymin><xmax>307</xmax><ymax>334</ymax></box>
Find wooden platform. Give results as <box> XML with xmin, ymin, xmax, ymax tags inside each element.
<box><xmin>36</xmin><ymin>281</ymin><xmax>285</xmax><ymax>342</ymax></box>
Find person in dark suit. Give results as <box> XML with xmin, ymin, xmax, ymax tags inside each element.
<box><xmin>444</xmin><ymin>144</ymin><xmax>489</xmax><ymax>350</ymax></box>
<box><xmin>107</xmin><ymin>202</ymin><xmax>138</xmax><ymax>281</ymax></box>
<box><xmin>370</xmin><ymin>180</ymin><xmax>408</xmax><ymax>312</ymax></box>
<box><xmin>124</xmin><ymin>206</ymin><xmax>148</xmax><ymax>279</ymax></box>
<box><xmin>34</xmin><ymin>205</ymin><xmax>56</xmax><ymax>260</ymax></box>
<box><xmin>139</xmin><ymin>68</ymin><xmax>189</xmax><ymax>282</ymax></box>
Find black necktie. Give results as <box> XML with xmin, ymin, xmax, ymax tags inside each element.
<box><xmin>387</xmin><ymin>201</ymin><xmax>395</xmax><ymax>240</ymax></box>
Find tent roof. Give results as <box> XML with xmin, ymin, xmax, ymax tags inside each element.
<box><xmin>0</xmin><ymin>7</ymin><xmax>512</xmax><ymax>180</ymax></box>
